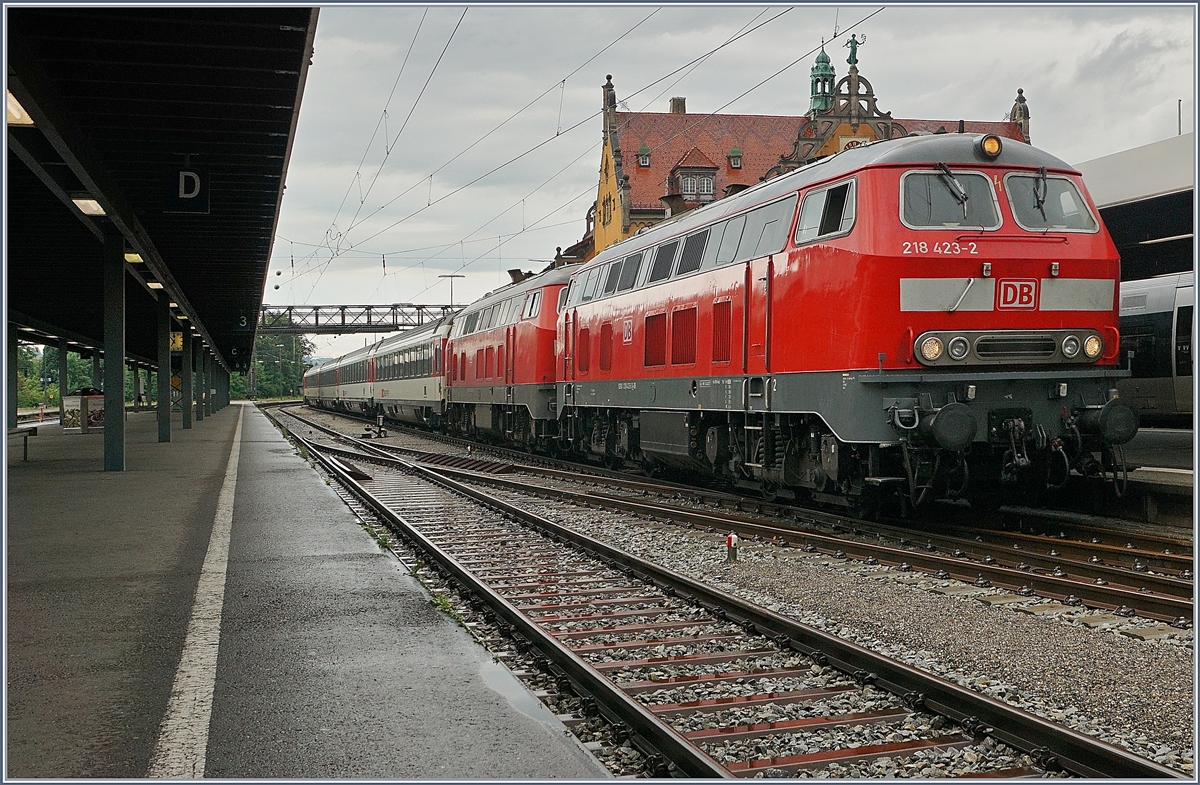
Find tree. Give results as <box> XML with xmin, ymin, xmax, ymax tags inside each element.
<box><xmin>239</xmin><ymin>333</ymin><xmax>313</xmax><ymax>399</ymax></box>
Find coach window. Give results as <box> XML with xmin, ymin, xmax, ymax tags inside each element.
<box><xmin>617</xmin><ymin>252</ymin><xmax>643</xmax><ymax>291</ymax></box>
<box><xmin>1004</xmin><ymin>172</ymin><xmax>1098</xmax><ymax>232</ymax></box>
<box><xmin>796</xmin><ymin>180</ymin><xmax>855</xmax><ymax>244</ymax></box>
<box><xmin>901</xmin><ymin>169</ymin><xmax>999</xmax><ymax>229</ymax></box>
<box><xmin>647</xmin><ymin>241</ymin><xmax>680</xmax><ymax>284</ymax></box>
<box><xmin>714</xmin><ymin>215</ymin><xmax>745</xmax><ymax>265</ymax></box>
<box><xmin>523</xmin><ymin>290</ymin><xmax>542</xmax><ymax>320</ymax></box>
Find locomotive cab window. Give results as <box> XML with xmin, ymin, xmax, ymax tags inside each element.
<box><xmin>796</xmin><ymin>180</ymin><xmax>856</xmax><ymax>243</ymax></box>
<box><xmin>901</xmin><ymin>169</ymin><xmax>1000</xmax><ymax>229</ymax></box>
<box><xmin>522</xmin><ymin>290</ymin><xmax>542</xmax><ymax>320</ymax></box>
<box><xmin>1004</xmin><ymin>173</ymin><xmax>1098</xmax><ymax>232</ymax></box>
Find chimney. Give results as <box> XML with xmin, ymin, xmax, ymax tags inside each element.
<box><xmin>669</xmin><ymin>96</ymin><xmax>686</xmax><ymax>114</ymax></box>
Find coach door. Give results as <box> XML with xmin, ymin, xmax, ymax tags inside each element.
<box><xmin>1173</xmin><ymin>284</ymin><xmax>1193</xmax><ymax>413</ymax></box>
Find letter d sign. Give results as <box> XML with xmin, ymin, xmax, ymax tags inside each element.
<box><xmin>164</xmin><ymin>166</ymin><xmax>209</xmax><ymax>214</ymax></box>
<box><xmin>998</xmin><ymin>279</ymin><xmax>1037</xmax><ymax>310</ymax></box>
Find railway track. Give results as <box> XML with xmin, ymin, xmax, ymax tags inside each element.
<box><xmin>283</xmin><ymin>407</ymin><xmax>1193</xmax><ymax>623</ymax></box>
<box><xmin>266</xmin><ymin>405</ymin><xmax>1184</xmax><ymax>779</ymax></box>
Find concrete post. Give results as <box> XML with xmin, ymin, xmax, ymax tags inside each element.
<box><xmin>157</xmin><ymin>293</ymin><xmax>171</xmax><ymax>442</ymax></box>
<box><xmin>195</xmin><ymin>344</ymin><xmax>204</xmax><ymax>422</ymax></box>
<box><xmin>103</xmin><ymin>232</ymin><xmax>125</xmax><ymax>471</ymax></box>
<box><xmin>7</xmin><ymin>327</ymin><xmax>18</xmax><ymax>430</ymax></box>
<box><xmin>58</xmin><ymin>338</ymin><xmax>68</xmax><ymax>420</ymax></box>
<box><xmin>182</xmin><ymin>329</ymin><xmax>193</xmax><ymax>429</ymax></box>
<box><xmin>92</xmin><ymin>352</ymin><xmax>101</xmax><ymax>389</ymax></box>
<box><xmin>204</xmin><ymin>352</ymin><xmax>212</xmax><ymax>417</ymax></box>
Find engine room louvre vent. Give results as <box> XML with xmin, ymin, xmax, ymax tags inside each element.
<box><xmin>712</xmin><ymin>300</ymin><xmax>732</xmax><ymax>362</ymax></box>
<box><xmin>577</xmin><ymin>328</ymin><xmax>590</xmax><ymax>373</ymax></box>
<box><xmin>645</xmin><ymin>313</ymin><xmax>667</xmax><ymax>366</ymax></box>
<box><xmin>975</xmin><ymin>334</ymin><xmax>1057</xmax><ymax>358</ymax></box>
<box><xmin>672</xmin><ymin>307</ymin><xmax>697</xmax><ymax>365</ymax></box>
<box><xmin>599</xmin><ymin>323</ymin><xmax>613</xmax><ymax>371</ymax></box>
<box><xmin>1121</xmin><ymin>293</ymin><xmax>1147</xmax><ymax>310</ymax></box>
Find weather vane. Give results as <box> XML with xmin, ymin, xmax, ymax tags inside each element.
<box><xmin>845</xmin><ymin>33</ymin><xmax>866</xmax><ymax>66</ymax></box>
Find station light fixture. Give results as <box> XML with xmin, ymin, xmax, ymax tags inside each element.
<box><xmin>147</xmin><ymin>281</ymin><xmax>164</xmax><ymax>290</ymax></box>
<box><xmin>6</xmin><ymin>91</ymin><xmax>34</xmax><ymax>125</ymax></box>
<box><xmin>124</xmin><ymin>252</ymin><xmax>144</xmax><ymax>263</ymax></box>
<box><xmin>71</xmin><ymin>197</ymin><xmax>106</xmax><ymax>216</ymax></box>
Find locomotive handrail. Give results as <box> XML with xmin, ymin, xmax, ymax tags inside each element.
<box><xmin>954</xmin><ymin>233</ymin><xmax>1070</xmax><ymax>243</ymax></box>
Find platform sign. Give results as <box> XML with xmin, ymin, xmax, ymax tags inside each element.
<box><xmin>170</xmin><ymin>332</ymin><xmax>183</xmax><ymax>351</ymax></box>
<box><xmin>62</xmin><ymin>396</ymin><xmax>82</xmax><ymax>433</ymax></box>
<box><xmin>164</xmin><ymin>167</ymin><xmax>209</xmax><ymax>214</ymax></box>
<box><xmin>84</xmin><ymin>395</ymin><xmax>105</xmax><ymax>431</ymax></box>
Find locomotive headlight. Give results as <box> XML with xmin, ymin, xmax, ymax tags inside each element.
<box><xmin>920</xmin><ymin>336</ymin><xmax>944</xmax><ymax>361</ymax></box>
<box><xmin>947</xmin><ymin>336</ymin><xmax>970</xmax><ymax>361</ymax></box>
<box><xmin>977</xmin><ymin>134</ymin><xmax>1003</xmax><ymax>159</ymax></box>
<box><xmin>1062</xmin><ymin>335</ymin><xmax>1081</xmax><ymax>358</ymax></box>
<box><xmin>1083</xmin><ymin>334</ymin><xmax>1102</xmax><ymax>359</ymax></box>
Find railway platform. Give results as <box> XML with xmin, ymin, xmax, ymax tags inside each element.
<box><xmin>5</xmin><ymin>403</ymin><xmax>608</xmax><ymax>779</ymax></box>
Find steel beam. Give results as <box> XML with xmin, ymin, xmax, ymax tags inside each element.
<box><xmin>157</xmin><ymin>293</ymin><xmax>171</xmax><ymax>442</ymax></box>
<box><xmin>182</xmin><ymin>329</ymin><xmax>193</xmax><ymax>430</ymax></box>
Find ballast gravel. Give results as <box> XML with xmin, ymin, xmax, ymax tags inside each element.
<box><xmin>479</xmin><ymin>484</ymin><xmax>1194</xmax><ymax>774</ymax></box>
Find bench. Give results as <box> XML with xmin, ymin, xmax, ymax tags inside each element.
<box><xmin>8</xmin><ymin>426</ymin><xmax>37</xmax><ymax>461</ymax></box>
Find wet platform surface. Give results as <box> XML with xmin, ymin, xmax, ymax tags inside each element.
<box><xmin>6</xmin><ymin>403</ymin><xmax>607</xmax><ymax>778</ymax></box>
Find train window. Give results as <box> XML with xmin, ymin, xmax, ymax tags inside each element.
<box><xmin>557</xmin><ymin>287</ymin><xmax>569</xmax><ymax>313</ymax></box>
<box><xmin>582</xmin><ymin>268</ymin><xmax>601</xmax><ymax>302</ymax></box>
<box><xmin>523</xmin><ymin>290</ymin><xmax>542</xmax><ymax>320</ymax></box>
<box><xmin>617</xmin><ymin>252</ymin><xmax>643</xmax><ymax>291</ymax></box>
<box><xmin>714</xmin><ymin>215</ymin><xmax>745</xmax><ymax>265</ymax></box>
<box><xmin>676</xmin><ymin>231</ymin><xmax>708</xmax><ymax>275</ymax></box>
<box><xmin>602</xmin><ymin>260</ymin><xmax>623</xmax><ymax>295</ymax></box>
<box><xmin>701</xmin><ymin>223</ymin><xmax>726</xmax><ymax>269</ymax></box>
<box><xmin>902</xmin><ymin>170</ymin><xmax>999</xmax><ymax>229</ymax></box>
<box><xmin>463</xmin><ymin>311</ymin><xmax>479</xmax><ymax>334</ymax></box>
<box><xmin>740</xmin><ymin>193</ymin><xmax>800</xmax><ymax>258</ymax></box>
<box><xmin>797</xmin><ymin>181</ymin><xmax>855</xmax><ymax>243</ymax></box>
<box><xmin>1177</xmin><ymin>305</ymin><xmax>1192</xmax><ymax>377</ymax></box>
<box><xmin>648</xmin><ymin>242</ymin><xmax>679</xmax><ymax>283</ymax></box>
<box><xmin>1004</xmin><ymin>173</ymin><xmax>1098</xmax><ymax>232</ymax></box>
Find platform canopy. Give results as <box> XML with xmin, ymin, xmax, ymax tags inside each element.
<box><xmin>6</xmin><ymin>7</ymin><xmax>318</xmax><ymax>372</ymax></box>
<box><xmin>1074</xmin><ymin>133</ymin><xmax>1194</xmax><ymax>282</ymax></box>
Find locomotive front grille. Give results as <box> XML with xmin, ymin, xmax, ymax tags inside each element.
<box><xmin>974</xmin><ymin>335</ymin><xmax>1057</xmax><ymax>358</ymax></box>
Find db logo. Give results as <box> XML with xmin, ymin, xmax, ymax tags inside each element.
<box><xmin>998</xmin><ymin>279</ymin><xmax>1038</xmax><ymax>310</ymax></box>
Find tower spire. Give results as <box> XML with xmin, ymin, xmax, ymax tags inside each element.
<box><xmin>809</xmin><ymin>41</ymin><xmax>835</xmax><ymax>116</ymax></box>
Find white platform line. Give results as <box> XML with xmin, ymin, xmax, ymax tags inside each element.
<box><xmin>147</xmin><ymin>404</ymin><xmax>244</xmax><ymax>778</ymax></box>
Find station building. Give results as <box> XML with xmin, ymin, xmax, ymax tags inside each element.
<box><xmin>559</xmin><ymin>42</ymin><xmax>1027</xmax><ymax>263</ymax></box>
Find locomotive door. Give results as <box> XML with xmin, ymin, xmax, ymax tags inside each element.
<box><xmin>743</xmin><ymin>255</ymin><xmax>772</xmax><ymax>411</ymax></box>
<box><xmin>1173</xmin><ymin>284</ymin><xmax>1193</xmax><ymax>414</ymax></box>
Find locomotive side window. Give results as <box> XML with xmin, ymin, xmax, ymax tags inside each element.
<box><xmin>797</xmin><ymin>180</ymin><xmax>855</xmax><ymax>243</ymax></box>
<box><xmin>602</xmin><ymin>260</ymin><xmax>624</xmax><ymax>295</ymax></box>
<box><xmin>617</xmin><ymin>252</ymin><xmax>643</xmax><ymax>291</ymax></box>
<box><xmin>1004</xmin><ymin>173</ymin><xmax>1098</xmax><ymax>232</ymax></box>
<box><xmin>648</xmin><ymin>241</ymin><xmax>680</xmax><ymax>283</ymax></box>
<box><xmin>523</xmin><ymin>290</ymin><xmax>542</xmax><ymax>320</ymax></box>
<box><xmin>581</xmin><ymin>268</ymin><xmax>601</xmax><ymax>302</ymax></box>
<box><xmin>463</xmin><ymin>311</ymin><xmax>479</xmax><ymax>334</ymax></box>
<box><xmin>676</xmin><ymin>230</ymin><xmax>708</xmax><ymax>276</ymax></box>
<box><xmin>901</xmin><ymin>170</ymin><xmax>1000</xmax><ymax>229</ymax></box>
<box><xmin>715</xmin><ymin>215</ymin><xmax>745</xmax><ymax>265</ymax></box>
<box><xmin>557</xmin><ymin>287</ymin><xmax>568</xmax><ymax>313</ymax></box>
<box><xmin>739</xmin><ymin>193</ymin><xmax>799</xmax><ymax>258</ymax></box>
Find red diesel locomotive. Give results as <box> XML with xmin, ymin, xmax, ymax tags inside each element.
<box><xmin>306</xmin><ymin>131</ymin><xmax>1138</xmax><ymax>514</ymax></box>
<box><xmin>555</xmin><ymin>131</ymin><xmax>1136</xmax><ymax>511</ymax></box>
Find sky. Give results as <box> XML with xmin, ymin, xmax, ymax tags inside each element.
<box><xmin>268</xmin><ymin>4</ymin><xmax>1198</xmax><ymax>359</ymax></box>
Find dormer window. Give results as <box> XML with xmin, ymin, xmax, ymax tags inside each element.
<box><xmin>699</xmin><ymin>176</ymin><xmax>714</xmax><ymax>199</ymax></box>
<box><xmin>728</xmin><ymin>147</ymin><xmax>743</xmax><ymax>169</ymax></box>
<box><xmin>637</xmin><ymin>144</ymin><xmax>651</xmax><ymax>167</ymax></box>
<box><xmin>681</xmin><ymin>176</ymin><xmax>697</xmax><ymax>196</ymax></box>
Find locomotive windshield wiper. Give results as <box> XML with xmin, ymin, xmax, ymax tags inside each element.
<box><xmin>935</xmin><ymin>162</ymin><xmax>969</xmax><ymax>219</ymax></box>
<box><xmin>1033</xmin><ymin>166</ymin><xmax>1048</xmax><ymax>220</ymax></box>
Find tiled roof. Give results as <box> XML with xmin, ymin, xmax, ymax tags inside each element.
<box><xmin>616</xmin><ymin>112</ymin><xmax>805</xmax><ymax>211</ymax></box>
<box><xmin>616</xmin><ymin>112</ymin><xmax>1024</xmax><ymax>212</ymax></box>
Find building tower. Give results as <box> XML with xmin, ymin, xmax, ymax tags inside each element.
<box><xmin>809</xmin><ymin>43</ymin><xmax>835</xmax><ymax>116</ymax></box>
